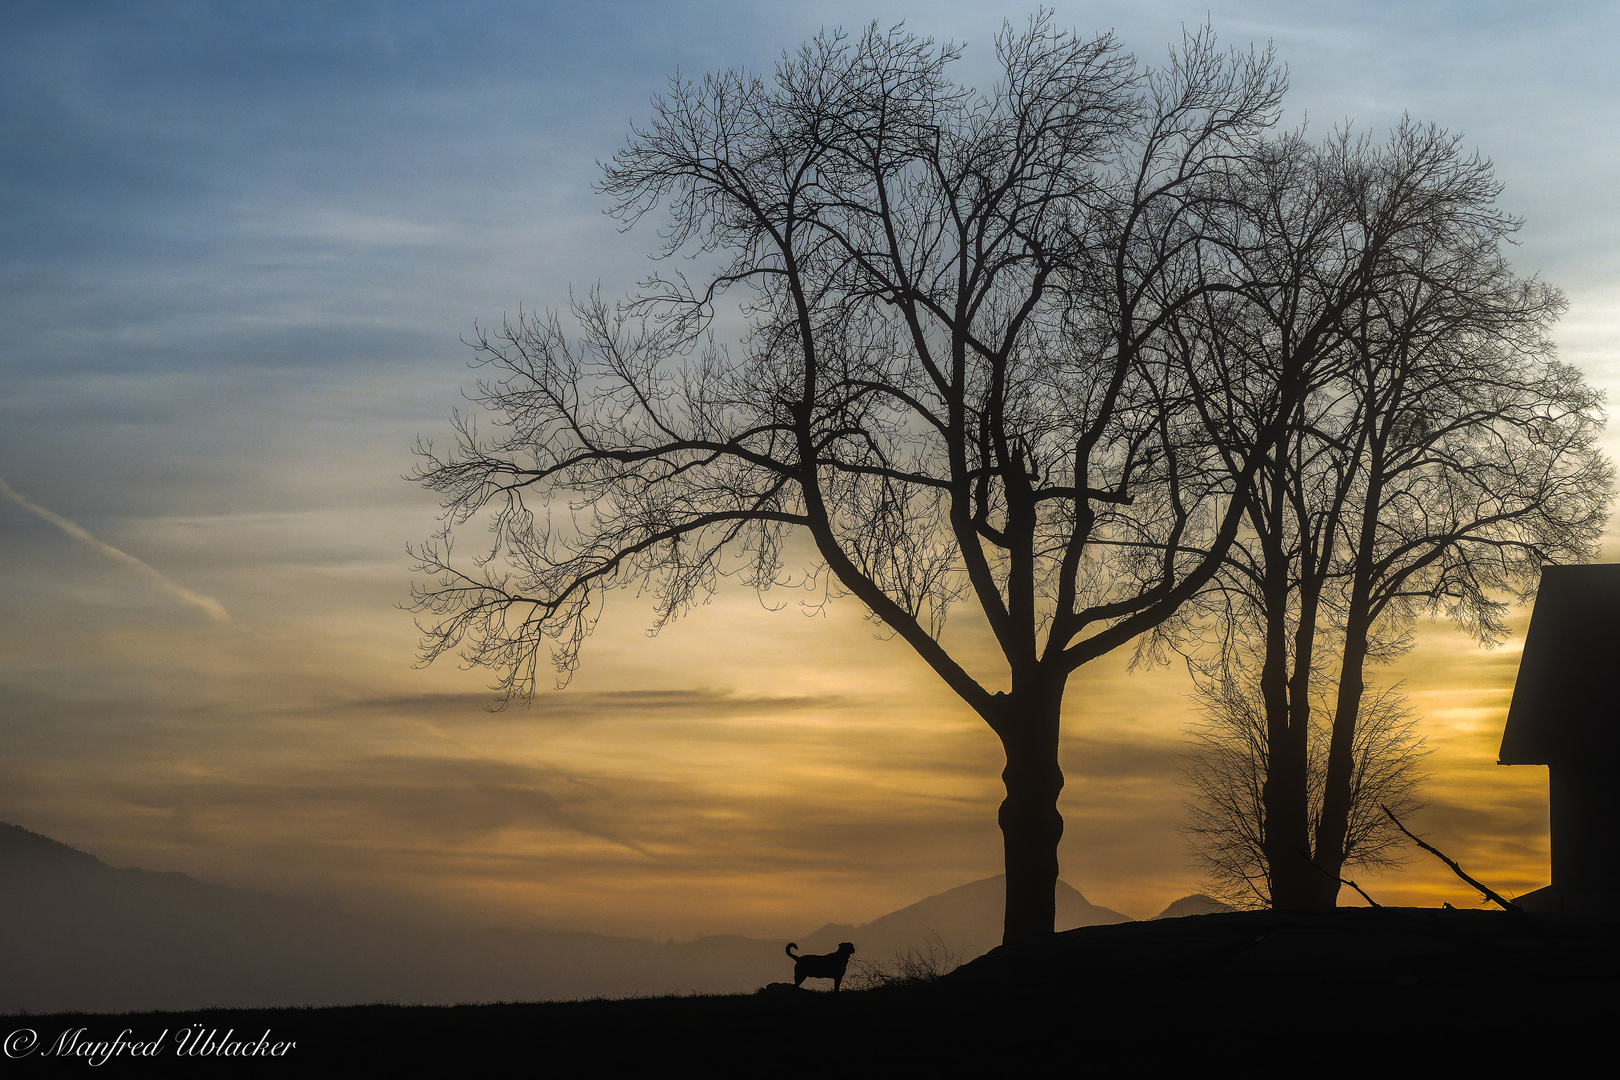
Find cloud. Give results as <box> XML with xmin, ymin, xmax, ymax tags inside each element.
<box><xmin>339</xmin><ymin>688</ymin><xmax>844</xmax><ymax>719</ymax></box>
<box><xmin>0</xmin><ymin>474</ymin><xmax>228</xmax><ymax>623</ymax></box>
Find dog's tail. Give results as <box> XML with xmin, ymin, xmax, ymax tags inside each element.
<box><xmin>785</xmin><ymin>943</ymin><xmax>800</xmax><ymax>958</ymax></box>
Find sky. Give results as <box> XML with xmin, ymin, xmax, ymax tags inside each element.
<box><xmin>1</xmin><ymin>0</ymin><xmax>1617</xmax><ymax>941</ymax></box>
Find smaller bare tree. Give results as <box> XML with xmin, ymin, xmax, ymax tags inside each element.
<box><xmin>1165</xmin><ymin>119</ymin><xmax>1611</xmax><ymax>909</ymax></box>
<box><xmin>1182</xmin><ymin>675</ymin><xmax>1426</xmax><ymax>907</ymax></box>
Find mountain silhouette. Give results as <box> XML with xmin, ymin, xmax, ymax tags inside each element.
<box><xmin>1</xmin><ymin>822</ymin><xmax>1133</xmax><ymax>1012</ymax></box>
<box><xmin>796</xmin><ymin>875</ymin><xmax>1131</xmax><ymax>965</ymax></box>
<box><xmin>1151</xmin><ymin>894</ymin><xmax>1236</xmax><ymax>919</ymax></box>
<box><xmin>0</xmin><ymin>822</ymin><xmax>784</xmax><ymax>1011</ymax></box>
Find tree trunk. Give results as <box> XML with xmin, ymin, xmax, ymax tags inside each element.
<box><xmin>1313</xmin><ymin>619</ymin><xmax>1370</xmax><ymax>901</ymax></box>
<box><xmin>1261</xmin><ymin>712</ymin><xmax>1317</xmax><ymax>907</ymax></box>
<box><xmin>998</xmin><ymin>690</ymin><xmax>1065</xmax><ymax>947</ymax></box>
<box><xmin>1314</xmin><ymin>468</ymin><xmax>1381</xmax><ymax>906</ymax></box>
<box><xmin>1256</xmin><ymin>534</ymin><xmax>1318</xmax><ymax>908</ymax></box>
<box><xmin>1287</xmin><ymin>558</ymin><xmax>1338</xmax><ymax>908</ymax></box>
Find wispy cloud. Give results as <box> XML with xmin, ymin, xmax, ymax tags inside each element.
<box><xmin>0</xmin><ymin>474</ymin><xmax>228</xmax><ymax>623</ymax></box>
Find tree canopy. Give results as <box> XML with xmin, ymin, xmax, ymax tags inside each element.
<box><xmin>1173</xmin><ymin>125</ymin><xmax>1612</xmax><ymax>907</ymax></box>
<box><xmin>410</xmin><ymin>16</ymin><xmax>1603</xmax><ymax>938</ymax></box>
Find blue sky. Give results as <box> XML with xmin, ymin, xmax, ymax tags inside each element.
<box><xmin>2</xmin><ymin>2</ymin><xmax>1616</xmax><ymax>937</ymax></box>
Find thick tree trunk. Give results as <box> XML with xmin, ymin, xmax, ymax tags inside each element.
<box><xmin>1261</xmin><ymin>699</ymin><xmax>1317</xmax><ymax>907</ymax></box>
<box><xmin>998</xmin><ymin>690</ymin><xmax>1064</xmax><ymax>947</ymax></box>
<box><xmin>1287</xmin><ymin>563</ymin><xmax>1338</xmax><ymax>908</ymax></box>
<box><xmin>1257</xmin><ymin>540</ymin><xmax>1318</xmax><ymax>908</ymax></box>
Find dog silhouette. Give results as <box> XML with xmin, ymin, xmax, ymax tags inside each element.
<box><xmin>785</xmin><ymin>942</ymin><xmax>856</xmax><ymax>991</ymax></box>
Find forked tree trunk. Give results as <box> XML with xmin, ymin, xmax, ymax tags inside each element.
<box><xmin>1255</xmin><ymin>538</ymin><xmax>1321</xmax><ymax>909</ymax></box>
<box><xmin>998</xmin><ymin>690</ymin><xmax>1065</xmax><ymax>947</ymax></box>
<box><xmin>1286</xmin><ymin>563</ymin><xmax>1338</xmax><ymax>908</ymax></box>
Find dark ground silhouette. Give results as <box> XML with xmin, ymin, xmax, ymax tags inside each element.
<box><xmin>9</xmin><ymin>908</ymin><xmax>1615</xmax><ymax>1069</ymax></box>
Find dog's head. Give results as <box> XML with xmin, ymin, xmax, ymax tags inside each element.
<box><xmin>837</xmin><ymin>942</ymin><xmax>856</xmax><ymax>957</ymax></box>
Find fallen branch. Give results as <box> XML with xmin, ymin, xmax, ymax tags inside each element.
<box><xmin>1380</xmin><ymin>804</ymin><xmax>1519</xmax><ymax>914</ymax></box>
<box><xmin>1298</xmin><ymin>848</ymin><xmax>1381</xmax><ymax>907</ymax></box>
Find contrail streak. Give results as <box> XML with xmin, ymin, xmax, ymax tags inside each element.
<box><xmin>0</xmin><ymin>474</ymin><xmax>229</xmax><ymax>623</ymax></box>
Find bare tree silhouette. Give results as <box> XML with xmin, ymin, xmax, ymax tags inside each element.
<box><xmin>407</xmin><ymin>16</ymin><xmax>1383</xmax><ymax>945</ymax></box>
<box><xmin>1172</xmin><ymin>125</ymin><xmax>1612</xmax><ymax>907</ymax></box>
<box><xmin>1183</xmin><ymin>677</ymin><xmax>1426</xmax><ymax>907</ymax></box>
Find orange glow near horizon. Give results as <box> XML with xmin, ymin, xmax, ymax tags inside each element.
<box><xmin>0</xmin><ymin>506</ymin><xmax>1585</xmax><ymax>939</ymax></box>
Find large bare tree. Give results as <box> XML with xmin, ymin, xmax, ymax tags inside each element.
<box><xmin>411</xmin><ymin>18</ymin><xmax>1300</xmax><ymax>944</ymax></box>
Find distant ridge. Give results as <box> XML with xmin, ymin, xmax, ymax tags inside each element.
<box><xmin>0</xmin><ymin>821</ymin><xmax>785</xmax><ymax>1011</ymax></box>
<box><xmin>0</xmin><ymin>821</ymin><xmax>102</xmax><ymax>868</ymax></box>
<box><xmin>2</xmin><ymin>823</ymin><xmax>1155</xmax><ymax>1012</ymax></box>
<box><xmin>1152</xmin><ymin>894</ymin><xmax>1237</xmax><ymax>920</ymax></box>
<box><xmin>798</xmin><ymin>875</ymin><xmax>1132</xmax><ymax>965</ymax></box>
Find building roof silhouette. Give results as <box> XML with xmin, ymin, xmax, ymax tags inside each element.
<box><xmin>1498</xmin><ymin>563</ymin><xmax>1620</xmax><ymax>766</ymax></box>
